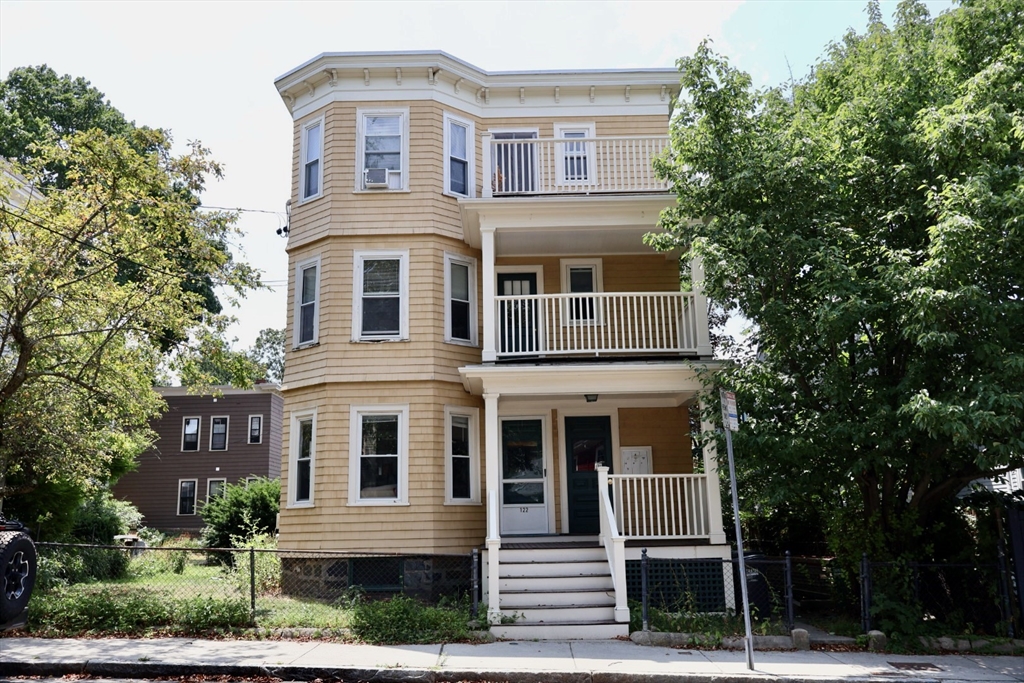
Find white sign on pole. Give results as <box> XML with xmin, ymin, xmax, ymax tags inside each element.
<box><xmin>721</xmin><ymin>390</ymin><xmax>739</xmax><ymax>432</ymax></box>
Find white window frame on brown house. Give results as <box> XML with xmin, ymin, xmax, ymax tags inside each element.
<box><xmin>444</xmin><ymin>406</ymin><xmax>480</xmax><ymax>505</ymax></box>
<box><xmin>209</xmin><ymin>416</ymin><xmax>229</xmax><ymax>451</ymax></box>
<box><xmin>443</xmin><ymin>112</ymin><xmax>475</xmax><ymax>198</ymax></box>
<box><xmin>348</xmin><ymin>404</ymin><xmax>410</xmax><ymax>506</ymax></box>
<box><xmin>177</xmin><ymin>479</ymin><xmax>198</xmax><ymax>516</ymax></box>
<box><xmin>352</xmin><ymin>250</ymin><xmax>409</xmax><ymax>341</ymax></box>
<box><xmin>294</xmin><ymin>255</ymin><xmax>321</xmax><ymax>348</ymax></box>
<box><xmin>288</xmin><ymin>408</ymin><xmax>317</xmax><ymax>509</ymax></box>
<box><xmin>356</xmin><ymin>108</ymin><xmax>409</xmax><ymax>192</ymax></box>
<box><xmin>248</xmin><ymin>414</ymin><xmax>263</xmax><ymax>445</ymax></box>
<box><xmin>207</xmin><ymin>478</ymin><xmax>227</xmax><ymax>502</ymax></box>
<box><xmin>444</xmin><ymin>252</ymin><xmax>477</xmax><ymax>346</ymax></box>
<box><xmin>300</xmin><ymin>115</ymin><xmax>325</xmax><ymax>202</ymax></box>
<box><xmin>181</xmin><ymin>416</ymin><xmax>201</xmax><ymax>452</ymax></box>
<box><xmin>560</xmin><ymin>257</ymin><xmax>604</xmax><ymax>325</ymax></box>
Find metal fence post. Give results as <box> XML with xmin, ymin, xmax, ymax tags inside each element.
<box><xmin>471</xmin><ymin>548</ymin><xmax>479</xmax><ymax>619</ymax></box>
<box><xmin>641</xmin><ymin>548</ymin><xmax>649</xmax><ymax>632</ymax></box>
<box><xmin>997</xmin><ymin>541</ymin><xmax>1014</xmax><ymax>639</ymax></box>
<box><xmin>249</xmin><ymin>547</ymin><xmax>257</xmax><ymax>625</ymax></box>
<box><xmin>784</xmin><ymin>550</ymin><xmax>795</xmax><ymax>631</ymax></box>
<box><xmin>860</xmin><ymin>553</ymin><xmax>871</xmax><ymax>633</ymax></box>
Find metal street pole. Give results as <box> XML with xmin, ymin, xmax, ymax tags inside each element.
<box><xmin>722</xmin><ymin>389</ymin><xmax>754</xmax><ymax>671</ymax></box>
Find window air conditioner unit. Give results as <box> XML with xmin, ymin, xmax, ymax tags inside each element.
<box><xmin>364</xmin><ymin>168</ymin><xmax>389</xmax><ymax>188</ymax></box>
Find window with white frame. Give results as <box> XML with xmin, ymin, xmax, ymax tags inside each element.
<box><xmin>443</xmin><ymin>112</ymin><xmax>474</xmax><ymax>197</ymax></box>
<box><xmin>561</xmin><ymin>258</ymin><xmax>603</xmax><ymax>323</ymax></box>
<box><xmin>553</xmin><ymin>123</ymin><xmax>596</xmax><ymax>185</ymax></box>
<box><xmin>178</xmin><ymin>479</ymin><xmax>198</xmax><ymax>515</ymax></box>
<box><xmin>207</xmin><ymin>478</ymin><xmax>226</xmax><ymax>501</ymax></box>
<box><xmin>353</xmin><ymin>251</ymin><xmax>408</xmax><ymax>340</ymax></box>
<box><xmin>289</xmin><ymin>410</ymin><xmax>316</xmax><ymax>506</ymax></box>
<box><xmin>301</xmin><ymin>117</ymin><xmax>324</xmax><ymax>201</ymax></box>
<box><xmin>445</xmin><ymin>406</ymin><xmax>480</xmax><ymax>504</ymax></box>
<box><xmin>248</xmin><ymin>415</ymin><xmax>263</xmax><ymax>444</ymax></box>
<box><xmin>210</xmin><ymin>416</ymin><xmax>228</xmax><ymax>451</ymax></box>
<box><xmin>444</xmin><ymin>253</ymin><xmax>477</xmax><ymax>345</ymax></box>
<box><xmin>357</xmin><ymin>109</ymin><xmax>408</xmax><ymax>191</ymax></box>
<box><xmin>294</xmin><ymin>256</ymin><xmax>320</xmax><ymax>346</ymax></box>
<box><xmin>349</xmin><ymin>405</ymin><xmax>409</xmax><ymax>505</ymax></box>
<box><xmin>181</xmin><ymin>417</ymin><xmax>200</xmax><ymax>452</ymax></box>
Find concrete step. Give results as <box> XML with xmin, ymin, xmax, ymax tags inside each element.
<box><xmin>499</xmin><ymin>546</ymin><xmax>606</xmax><ymax>563</ymax></box>
<box><xmin>491</xmin><ymin>620</ymin><xmax>628</xmax><ymax>640</ymax></box>
<box><xmin>499</xmin><ymin>574</ymin><xmax>613</xmax><ymax>592</ymax></box>
<box><xmin>500</xmin><ymin>588</ymin><xmax>615</xmax><ymax>608</ymax></box>
<box><xmin>504</xmin><ymin>604</ymin><xmax>615</xmax><ymax>623</ymax></box>
<box><xmin>499</xmin><ymin>560</ymin><xmax>610</xmax><ymax>578</ymax></box>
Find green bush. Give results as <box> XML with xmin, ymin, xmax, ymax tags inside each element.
<box><xmin>349</xmin><ymin>594</ymin><xmax>471</xmax><ymax>644</ymax></box>
<box><xmin>229</xmin><ymin>533</ymin><xmax>281</xmax><ymax>596</ymax></box>
<box><xmin>72</xmin><ymin>491</ymin><xmax>143</xmax><ymax>542</ymax></box>
<box><xmin>200</xmin><ymin>478</ymin><xmax>280</xmax><ymax>552</ymax></box>
<box><xmin>36</xmin><ymin>546</ymin><xmax>131</xmax><ymax>590</ymax></box>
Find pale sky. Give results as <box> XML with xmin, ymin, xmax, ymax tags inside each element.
<box><xmin>0</xmin><ymin>0</ymin><xmax>953</xmax><ymax>351</ymax></box>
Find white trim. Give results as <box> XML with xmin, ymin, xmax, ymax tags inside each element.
<box><xmin>181</xmin><ymin>416</ymin><xmax>201</xmax><ymax>452</ymax></box>
<box><xmin>444</xmin><ymin>252</ymin><xmax>478</xmax><ymax>346</ymax></box>
<box><xmin>348</xmin><ymin>404</ymin><xmax>410</xmax><ymax>506</ymax></box>
<box><xmin>177</xmin><ymin>478</ymin><xmax>198</xmax><ymax>516</ymax></box>
<box><xmin>560</xmin><ymin>257</ymin><xmax>604</xmax><ymax>325</ymax></box>
<box><xmin>209</xmin><ymin>415</ymin><xmax>229</xmax><ymax>451</ymax></box>
<box><xmin>444</xmin><ymin>405</ymin><xmax>481</xmax><ymax>505</ymax></box>
<box><xmin>248</xmin><ymin>414</ymin><xmax>263</xmax><ymax>445</ymax></box>
<box><xmin>288</xmin><ymin>408</ymin><xmax>317</xmax><ymax>508</ymax></box>
<box><xmin>557</xmin><ymin>409</ymin><xmax>621</xmax><ymax>535</ymax></box>
<box><xmin>299</xmin><ymin>115</ymin><xmax>325</xmax><ymax>203</ymax></box>
<box><xmin>496</xmin><ymin>411</ymin><xmax>555</xmax><ymax>535</ymax></box>
<box><xmin>443</xmin><ymin>111</ymin><xmax>475</xmax><ymax>198</ymax></box>
<box><xmin>553</xmin><ymin>122</ymin><xmax>597</xmax><ymax>186</ymax></box>
<box><xmin>352</xmin><ymin>250</ymin><xmax>409</xmax><ymax>341</ymax></box>
<box><xmin>293</xmin><ymin>254</ymin><xmax>321</xmax><ymax>348</ymax></box>
<box><xmin>207</xmin><ymin>477</ymin><xmax>227</xmax><ymax>502</ymax></box>
<box><xmin>355</xmin><ymin>107</ymin><xmax>410</xmax><ymax>192</ymax></box>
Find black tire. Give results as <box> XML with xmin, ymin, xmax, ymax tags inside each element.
<box><xmin>0</xmin><ymin>530</ymin><xmax>36</xmax><ymax>623</ymax></box>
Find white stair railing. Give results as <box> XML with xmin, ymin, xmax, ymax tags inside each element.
<box><xmin>486</xmin><ymin>489</ymin><xmax>501</xmax><ymax>624</ymax></box>
<box><xmin>609</xmin><ymin>473</ymin><xmax>711</xmax><ymax>539</ymax></box>
<box><xmin>597</xmin><ymin>466</ymin><xmax>629</xmax><ymax>624</ymax></box>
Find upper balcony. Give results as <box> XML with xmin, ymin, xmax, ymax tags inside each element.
<box><xmin>481</xmin><ymin>134</ymin><xmax>671</xmax><ymax>198</ymax></box>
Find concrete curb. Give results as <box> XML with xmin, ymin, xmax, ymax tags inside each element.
<box><xmin>0</xmin><ymin>660</ymin><xmax>949</xmax><ymax>683</ymax></box>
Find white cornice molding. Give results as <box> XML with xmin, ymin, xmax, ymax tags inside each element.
<box><xmin>458</xmin><ymin>361</ymin><xmax>724</xmax><ymax>396</ymax></box>
<box><xmin>275</xmin><ymin>51</ymin><xmax>678</xmax><ymax>119</ymax></box>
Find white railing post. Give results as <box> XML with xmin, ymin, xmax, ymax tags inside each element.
<box><xmin>484</xmin><ymin>393</ymin><xmax>501</xmax><ymax>623</ymax></box>
<box><xmin>700</xmin><ymin>402</ymin><xmax>727</xmax><ymax>545</ymax></box>
<box><xmin>691</xmin><ymin>257</ymin><xmax>713</xmax><ymax>358</ymax></box>
<box><xmin>481</xmin><ymin>133</ymin><xmax>493</xmax><ymax>199</ymax></box>
<box><xmin>482</xmin><ymin>229</ymin><xmax>497</xmax><ymax>362</ymax></box>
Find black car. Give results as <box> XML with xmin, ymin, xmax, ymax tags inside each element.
<box><xmin>1</xmin><ymin>514</ymin><xmax>35</xmax><ymax>631</ymax></box>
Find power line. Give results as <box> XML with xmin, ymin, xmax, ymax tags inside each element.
<box><xmin>200</xmin><ymin>205</ymin><xmax>285</xmax><ymax>216</ymax></box>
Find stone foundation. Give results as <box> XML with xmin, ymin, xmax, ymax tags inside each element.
<box><xmin>280</xmin><ymin>554</ymin><xmax>473</xmax><ymax>603</ymax></box>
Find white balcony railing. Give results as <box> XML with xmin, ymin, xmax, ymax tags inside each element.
<box><xmin>482</xmin><ymin>135</ymin><xmax>671</xmax><ymax>197</ymax></box>
<box><xmin>609</xmin><ymin>474</ymin><xmax>711</xmax><ymax>540</ymax></box>
<box><xmin>495</xmin><ymin>291</ymin><xmax>700</xmax><ymax>358</ymax></box>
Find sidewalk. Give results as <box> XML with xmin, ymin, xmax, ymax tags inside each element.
<box><xmin>1</xmin><ymin>637</ymin><xmax>1021</xmax><ymax>682</ymax></box>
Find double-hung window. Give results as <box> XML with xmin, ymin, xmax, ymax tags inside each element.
<box><xmin>289</xmin><ymin>409</ymin><xmax>316</xmax><ymax>507</ymax></box>
<box><xmin>207</xmin><ymin>478</ymin><xmax>226</xmax><ymax>501</ymax></box>
<box><xmin>443</xmin><ymin>112</ymin><xmax>474</xmax><ymax>197</ymax></box>
<box><xmin>358</xmin><ymin>109</ymin><xmax>408</xmax><ymax>191</ymax></box>
<box><xmin>178</xmin><ymin>479</ymin><xmax>197</xmax><ymax>515</ymax></box>
<box><xmin>445</xmin><ymin>407</ymin><xmax>480</xmax><ymax>504</ymax></box>
<box><xmin>301</xmin><ymin>117</ymin><xmax>324</xmax><ymax>201</ymax></box>
<box><xmin>210</xmin><ymin>416</ymin><xmax>228</xmax><ymax>451</ymax></box>
<box><xmin>554</xmin><ymin>123</ymin><xmax>595</xmax><ymax>186</ymax></box>
<box><xmin>182</xmin><ymin>417</ymin><xmax>200</xmax><ymax>452</ymax></box>
<box><xmin>354</xmin><ymin>251</ymin><xmax>408</xmax><ymax>340</ymax></box>
<box><xmin>295</xmin><ymin>256</ymin><xmax>320</xmax><ymax>347</ymax></box>
<box><xmin>561</xmin><ymin>258</ymin><xmax>603</xmax><ymax>324</ymax></box>
<box><xmin>349</xmin><ymin>405</ymin><xmax>409</xmax><ymax>505</ymax></box>
<box><xmin>248</xmin><ymin>415</ymin><xmax>263</xmax><ymax>444</ymax></box>
<box><xmin>444</xmin><ymin>253</ymin><xmax>477</xmax><ymax>345</ymax></box>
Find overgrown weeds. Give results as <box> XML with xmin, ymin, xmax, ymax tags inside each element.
<box><xmin>348</xmin><ymin>593</ymin><xmax>474</xmax><ymax>644</ymax></box>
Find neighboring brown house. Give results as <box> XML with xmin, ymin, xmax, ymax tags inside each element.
<box><xmin>114</xmin><ymin>385</ymin><xmax>283</xmax><ymax>535</ymax></box>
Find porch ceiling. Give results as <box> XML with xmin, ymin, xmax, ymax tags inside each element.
<box><xmin>458</xmin><ymin>360</ymin><xmax>724</xmax><ymax>400</ymax></box>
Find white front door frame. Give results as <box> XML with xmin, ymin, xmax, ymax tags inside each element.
<box><xmin>497</xmin><ymin>411</ymin><xmax>556</xmax><ymax>536</ymax></box>
<box><xmin>557</xmin><ymin>406</ymin><xmax>621</xmax><ymax>536</ymax></box>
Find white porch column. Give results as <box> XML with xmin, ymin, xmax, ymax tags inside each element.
<box><xmin>699</xmin><ymin>402</ymin><xmax>727</xmax><ymax>545</ymax></box>
<box><xmin>691</xmin><ymin>256</ymin><xmax>713</xmax><ymax>358</ymax></box>
<box><xmin>481</xmin><ymin>228</ymin><xmax>497</xmax><ymax>362</ymax></box>
<box><xmin>484</xmin><ymin>392</ymin><xmax>501</xmax><ymax>623</ymax></box>
<box><xmin>481</xmin><ymin>133</ymin><xmax>493</xmax><ymax>199</ymax></box>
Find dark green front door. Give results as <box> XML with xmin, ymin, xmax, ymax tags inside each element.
<box><xmin>564</xmin><ymin>415</ymin><xmax>612</xmax><ymax>535</ymax></box>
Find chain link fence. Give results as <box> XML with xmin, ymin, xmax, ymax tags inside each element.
<box><xmin>31</xmin><ymin>542</ymin><xmax>477</xmax><ymax>631</ymax></box>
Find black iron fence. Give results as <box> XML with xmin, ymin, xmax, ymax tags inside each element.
<box><xmin>32</xmin><ymin>542</ymin><xmax>478</xmax><ymax>629</ymax></box>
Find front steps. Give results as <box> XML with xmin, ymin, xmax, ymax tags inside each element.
<box><xmin>490</xmin><ymin>539</ymin><xmax>629</xmax><ymax>640</ymax></box>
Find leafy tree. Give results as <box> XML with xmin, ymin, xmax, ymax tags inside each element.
<box><xmin>0</xmin><ymin>129</ymin><xmax>260</xmax><ymax>508</ymax></box>
<box><xmin>246</xmin><ymin>327</ymin><xmax>286</xmax><ymax>384</ymax></box>
<box><xmin>653</xmin><ymin>0</ymin><xmax>1024</xmax><ymax>564</ymax></box>
<box><xmin>200</xmin><ymin>477</ymin><xmax>280</xmax><ymax>551</ymax></box>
